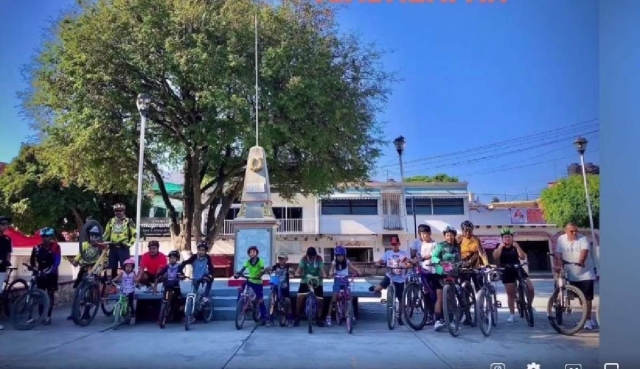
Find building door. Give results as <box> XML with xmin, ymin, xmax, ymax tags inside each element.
<box><xmin>518</xmin><ymin>240</ymin><xmax>551</xmax><ymax>271</ymax></box>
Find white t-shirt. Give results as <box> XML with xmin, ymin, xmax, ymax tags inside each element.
<box><xmin>420</xmin><ymin>241</ymin><xmax>438</xmax><ymax>271</ymax></box>
<box><xmin>556</xmin><ymin>234</ymin><xmax>594</xmax><ymax>281</ymax></box>
<box><xmin>383</xmin><ymin>250</ymin><xmax>409</xmax><ymax>283</ymax></box>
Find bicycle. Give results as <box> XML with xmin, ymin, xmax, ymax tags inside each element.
<box><xmin>440</xmin><ymin>262</ymin><xmax>476</xmax><ymax>337</ymax></box>
<box><xmin>380</xmin><ymin>266</ymin><xmax>412</xmax><ymax>331</ymax></box>
<box><xmin>183</xmin><ymin>276</ymin><xmax>215</xmax><ymax>331</ymax></box>
<box><xmin>1</xmin><ymin>266</ymin><xmax>28</xmax><ymax>317</ymax></box>
<box><xmin>547</xmin><ymin>259</ymin><xmax>588</xmax><ymax>336</ymax></box>
<box><xmin>402</xmin><ymin>265</ymin><xmax>436</xmax><ymax>331</ymax></box>
<box><xmin>10</xmin><ymin>264</ymin><xmax>51</xmax><ymax>330</ymax></box>
<box><xmin>503</xmin><ymin>262</ymin><xmax>534</xmax><ymax>327</ymax></box>
<box><xmin>268</xmin><ymin>271</ymin><xmax>291</xmax><ymax>327</ymax></box>
<box><xmin>303</xmin><ymin>275</ymin><xmax>322</xmax><ymax>334</ymax></box>
<box><xmin>158</xmin><ymin>280</ymin><xmax>181</xmax><ymax>329</ymax></box>
<box><xmin>111</xmin><ymin>281</ymin><xmax>133</xmax><ymax>330</ymax></box>
<box><xmin>475</xmin><ymin>265</ymin><xmax>504</xmax><ymax>337</ymax></box>
<box><xmin>333</xmin><ymin>274</ymin><xmax>356</xmax><ymax>334</ymax></box>
<box><xmin>234</xmin><ymin>273</ymin><xmax>261</xmax><ymax>330</ymax></box>
<box><xmin>70</xmin><ymin>248</ymin><xmax>110</xmax><ymax>326</ymax></box>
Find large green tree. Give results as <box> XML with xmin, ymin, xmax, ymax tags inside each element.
<box><xmin>23</xmin><ymin>0</ymin><xmax>391</xmax><ymax>250</ymax></box>
<box><xmin>0</xmin><ymin>145</ymin><xmax>144</xmax><ymax>233</ymax></box>
<box><xmin>540</xmin><ymin>174</ymin><xmax>599</xmax><ymax>228</ymax></box>
<box><xmin>405</xmin><ymin>174</ymin><xmax>459</xmax><ymax>183</ymax></box>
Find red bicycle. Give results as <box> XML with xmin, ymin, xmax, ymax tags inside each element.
<box><xmin>334</xmin><ymin>274</ymin><xmax>357</xmax><ymax>334</ymax></box>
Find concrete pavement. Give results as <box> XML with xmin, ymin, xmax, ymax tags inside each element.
<box><xmin>0</xmin><ymin>280</ymin><xmax>600</xmax><ymax>369</ymax></box>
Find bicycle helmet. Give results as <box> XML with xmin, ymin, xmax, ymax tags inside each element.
<box><xmin>443</xmin><ymin>226</ymin><xmax>457</xmax><ymax>236</ymax></box>
<box><xmin>113</xmin><ymin>203</ymin><xmax>126</xmax><ymax>210</ymax></box>
<box><xmin>123</xmin><ymin>258</ymin><xmax>136</xmax><ymax>266</ymax></box>
<box><xmin>500</xmin><ymin>228</ymin><xmax>513</xmax><ymax>236</ymax></box>
<box><xmin>39</xmin><ymin>227</ymin><xmax>55</xmax><ymax>237</ymax></box>
<box><xmin>276</xmin><ymin>251</ymin><xmax>288</xmax><ymax>259</ymax></box>
<box><xmin>306</xmin><ymin>247</ymin><xmax>317</xmax><ymax>257</ymax></box>
<box><xmin>461</xmin><ymin>221</ymin><xmax>474</xmax><ymax>231</ymax></box>
<box><xmin>247</xmin><ymin>245</ymin><xmax>259</xmax><ymax>255</ymax></box>
<box><xmin>168</xmin><ymin>250</ymin><xmax>180</xmax><ymax>260</ymax></box>
<box><xmin>334</xmin><ymin>246</ymin><xmax>346</xmax><ymax>256</ymax></box>
<box><xmin>88</xmin><ymin>225</ymin><xmax>100</xmax><ymax>235</ymax></box>
<box><xmin>196</xmin><ymin>241</ymin><xmax>209</xmax><ymax>251</ymax></box>
<box><xmin>0</xmin><ymin>215</ymin><xmax>12</xmax><ymax>224</ymax></box>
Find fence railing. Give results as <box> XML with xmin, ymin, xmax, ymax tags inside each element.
<box><xmin>221</xmin><ymin>218</ymin><xmax>317</xmax><ymax>235</ymax></box>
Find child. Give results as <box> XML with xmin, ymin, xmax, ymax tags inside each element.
<box><xmin>154</xmin><ymin>250</ymin><xmax>182</xmax><ymax>321</ymax></box>
<box><xmin>111</xmin><ymin>257</ymin><xmax>137</xmax><ymax>324</ymax></box>
<box><xmin>234</xmin><ymin>246</ymin><xmax>267</xmax><ymax>325</ymax></box>
<box><xmin>326</xmin><ymin>246</ymin><xmax>361</xmax><ymax>326</ymax></box>
<box><xmin>67</xmin><ymin>226</ymin><xmax>108</xmax><ymax>320</ymax></box>
<box><xmin>178</xmin><ymin>242</ymin><xmax>215</xmax><ymax>303</ymax></box>
<box><xmin>264</xmin><ymin>251</ymin><xmax>293</xmax><ymax>327</ymax></box>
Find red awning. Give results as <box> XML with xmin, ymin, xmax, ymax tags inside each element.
<box><xmin>4</xmin><ymin>228</ymin><xmax>42</xmax><ymax>248</ymax></box>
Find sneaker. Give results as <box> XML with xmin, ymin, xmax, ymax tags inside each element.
<box><xmin>129</xmin><ymin>317</ymin><xmax>136</xmax><ymax>325</ymax></box>
<box><xmin>584</xmin><ymin>320</ymin><xmax>595</xmax><ymax>330</ymax></box>
<box><xmin>265</xmin><ymin>321</ymin><xmax>273</xmax><ymax>327</ymax></box>
<box><xmin>43</xmin><ymin>317</ymin><xmax>51</xmax><ymax>325</ymax></box>
<box><xmin>434</xmin><ymin>319</ymin><xmax>445</xmax><ymax>331</ymax></box>
<box><xmin>287</xmin><ymin>320</ymin><xmax>293</xmax><ymax>328</ymax></box>
<box><xmin>507</xmin><ymin>314</ymin><xmax>517</xmax><ymax>323</ymax></box>
<box><xmin>325</xmin><ymin>316</ymin><xmax>332</xmax><ymax>327</ymax></box>
<box><xmin>0</xmin><ymin>324</ymin><xmax>4</xmax><ymax>330</ymax></box>
<box><xmin>260</xmin><ymin>320</ymin><xmax>266</xmax><ymax>326</ymax></box>
<box><xmin>397</xmin><ymin>317</ymin><xmax>404</xmax><ymax>326</ymax></box>
<box><xmin>316</xmin><ymin>319</ymin><xmax>325</xmax><ymax>327</ymax></box>
<box><xmin>293</xmin><ymin>318</ymin><xmax>300</xmax><ymax>327</ymax></box>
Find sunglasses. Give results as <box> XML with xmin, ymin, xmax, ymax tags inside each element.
<box><xmin>114</xmin><ymin>210</ymin><xmax>124</xmax><ymax>213</ymax></box>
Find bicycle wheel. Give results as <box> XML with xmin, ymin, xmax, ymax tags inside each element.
<box><xmin>159</xmin><ymin>300</ymin><xmax>171</xmax><ymax>329</ymax></box>
<box><xmin>184</xmin><ymin>296</ymin><xmax>194</xmax><ymax>331</ymax></box>
<box><xmin>476</xmin><ymin>289</ymin><xmax>493</xmax><ymax>337</ymax></box>
<box><xmin>252</xmin><ymin>301</ymin><xmax>261</xmax><ymax>323</ymax></box>
<box><xmin>520</xmin><ymin>282</ymin><xmax>534</xmax><ymax>327</ymax></box>
<box><xmin>3</xmin><ymin>278</ymin><xmax>28</xmax><ymax>317</ymax></box>
<box><xmin>112</xmin><ymin>301</ymin><xmax>122</xmax><ymax>330</ymax></box>
<box><xmin>235</xmin><ymin>297</ymin><xmax>247</xmax><ymax>330</ymax></box>
<box><xmin>547</xmin><ymin>285</ymin><xmax>588</xmax><ymax>336</ymax></box>
<box><xmin>201</xmin><ymin>296</ymin><xmax>214</xmax><ymax>323</ymax></box>
<box><xmin>72</xmin><ymin>284</ymin><xmax>100</xmax><ymax>326</ymax></box>
<box><xmin>463</xmin><ymin>283</ymin><xmax>477</xmax><ymax>327</ymax></box>
<box><xmin>386</xmin><ymin>284</ymin><xmax>396</xmax><ymax>330</ymax></box>
<box><xmin>100</xmin><ymin>281</ymin><xmax>115</xmax><ymax>317</ymax></box>
<box><xmin>346</xmin><ymin>299</ymin><xmax>354</xmax><ymax>334</ymax></box>
<box><xmin>442</xmin><ymin>284</ymin><xmax>460</xmax><ymax>337</ymax></box>
<box><xmin>403</xmin><ymin>282</ymin><xmax>427</xmax><ymax>331</ymax></box>
<box><xmin>278</xmin><ymin>300</ymin><xmax>288</xmax><ymax>327</ymax></box>
<box><xmin>491</xmin><ymin>292</ymin><xmax>499</xmax><ymax>327</ymax></box>
<box><xmin>306</xmin><ymin>294</ymin><xmax>316</xmax><ymax>334</ymax></box>
<box><xmin>11</xmin><ymin>289</ymin><xmax>50</xmax><ymax>331</ymax></box>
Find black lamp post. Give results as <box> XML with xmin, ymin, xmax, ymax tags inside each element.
<box><xmin>393</xmin><ymin>136</ymin><xmax>413</xmax><ymax>241</ymax></box>
<box><xmin>573</xmin><ymin>136</ymin><xmax>599</xmax><ymax>277</ymax></box>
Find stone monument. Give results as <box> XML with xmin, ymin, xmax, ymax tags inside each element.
<box><xmin>231</xmin><ymin>146</ymin><xmax>279</xmax><ymax>275</ymax></box>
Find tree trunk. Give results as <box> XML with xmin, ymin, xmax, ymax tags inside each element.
<box><xmin>71</xmin><ymin>208</ymin><xmax>84</xmax><ymax>231</ymax></box>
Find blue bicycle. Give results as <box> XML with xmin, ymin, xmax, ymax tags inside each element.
<box><xmin>304</xmin><ymin>275</ymin><xmax>321</xmax><ymax>334</ymax></box>
<box><xmin>268</xmin><ymin>271</ymin><xmax>291</xmax><ymax>327</ymax></box>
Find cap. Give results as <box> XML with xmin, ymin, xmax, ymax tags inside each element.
<box><xmin>390</xmin><ymin>236</ymin><xmax>400</xmax><ymax>245</ymax></box>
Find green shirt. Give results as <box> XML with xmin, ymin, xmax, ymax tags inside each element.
<box><xmin>244</xmin><ymin>258</ymin><xmax>265</xmax><ymax>284</ymax></box>
<box><xmin>431</xmin><ymin>242</ymin><xmax>461</xmax><ymax>275</ymax></box>
<box><xmin>299</xmin><ymin>256</ymin><xmax>324</xmax><ymax>284</ymax></box>
<box><xmin>103</xmin><ymin>217</ymin><xmax>136</xmax><ymax>247</ymax></box>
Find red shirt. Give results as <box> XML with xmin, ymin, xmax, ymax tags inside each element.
<box><xmin>140</xmin><ymin>252</ymin><xmax>168</xmax><ymax>275</ymax></box>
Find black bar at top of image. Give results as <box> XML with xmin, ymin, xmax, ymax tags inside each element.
<box><xmin>600</xmin><ymin>0</ymin><xmax>640</xmax><ymax>366</ymax></box>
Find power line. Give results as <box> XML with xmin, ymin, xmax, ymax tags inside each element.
<box><xmin>377</xmin><ymin>118</ymin><xmax>599</xmax><ymax>170</ymax></box>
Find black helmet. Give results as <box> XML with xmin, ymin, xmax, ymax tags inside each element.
<box><xmin>417</xmin><ymin>224</ymin><xmax>431</xmax><ymax>233</ymax></box>
<box><xmin>196</xmin><ymin>241</ymin><xmax>209</xmax><ymax>251</ymax></box>
<box><xmin>168</xmin><ymin>250</ymin><xmax>180</xmax><ymax>260</ymax></box>
<box><xmin>306</xmin><ymin>247</ymin><xmax>317</xmax><ymax>257</ymax></box>
<box><xmin>443</xmin><ymin>226</ymin><xmax>457</xmax><ymax>236</ymax></box>
<box><xmin>461</xmin><ymin>221</ymin><xmax>474</xmax><ymax>231</ymax></box>
<box><xmin>247</xmin><ymin>246</ymin><xmax>259</xmax><ymax>255</ymax></box>
<box><xmin>0</xmin><ymin>215</ymin><xmax>11</xmax><ymax>224</ymax></box>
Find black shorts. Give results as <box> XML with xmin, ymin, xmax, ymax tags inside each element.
<box><xmin>142</xmin><ymin>271</ymin><xmax>157</xmax><ymax>284</ymax></box>
<box><xmin>36</xmin><ymin>274</ymin><xmax>59</xmax><ymax>292</ymax></box>
<box><xmin>427</xmin><ymin>274</ymin><xmax>443</xmax><ymax>291</ymax></box>
<box><xmin>571</xmin><ymin>280</ymin><xmax>595</xmax><ymax>301</ymax></box>
<box><xmin>108</xmin><ymin>246</ymin><xmax>131</xmax><ymax>269</ymax></box>
<box><xmin>460</xmin><ymin>272</ymin><xmax>483</xmax><ymax>291</ymax></box>
<box><xmin>502</xmin><ymin>268</ymin><xmax>529</xmax><ymax>284</ymax></box>
<box><xmin>380</xmin><ymin>276</ymin><xmax>405</xmax><ymax>302</ymax></box>
<box><xmin>298</xmin><ymin>282</ymin><xmax>324</xmax><ymax>299</ymax></box>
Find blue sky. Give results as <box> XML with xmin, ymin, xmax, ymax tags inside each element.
<box><xmin>0</xmin><ymin>0</ymin><xmax>598</xmax><ymax>202</ymax></box>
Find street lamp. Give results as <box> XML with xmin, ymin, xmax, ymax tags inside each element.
<box><xmin>134</xmin><ymin>93</ymin><xmax>151</xmax><ymax>270</ymax></box>
<box><xmin>393</xmin><ymin>136</ymin><xmax>412</xmax><ymax>250</ymax></box>
<box><xmin>573</xmin><ymin>137</ymin><xmax>599</xmax><ymax>276</ymax></box>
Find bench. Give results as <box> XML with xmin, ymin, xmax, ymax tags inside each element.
<box><xmin>211</xmin><ymin>255</ymin><xmax>232</xmax><ymax>278</ymax></box>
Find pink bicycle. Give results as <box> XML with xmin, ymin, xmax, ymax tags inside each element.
<box><xmin>334</xmin><ymin>274</ymin><xmax>357</xmax><ymax>334</ymax></box>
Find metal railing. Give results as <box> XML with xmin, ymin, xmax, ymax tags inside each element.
<box><xmin>221</xmin><ymin>218</ymin><xmax>317</xmax><ymax>235</ymax></box>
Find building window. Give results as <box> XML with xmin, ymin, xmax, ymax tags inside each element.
<box><xmin>153</xmin><ymin>207</ymin><xmax>167</xmax><ymax>218</ymax></box>
<box><xmin>432</xmin><ymin>198</ymin><xmax>464</xmax><ymax>215</ymax></box>
<box><xmin>405</xmin><ymin>198</ymin><xmax>433</xmax><ymax>215</ymax></box>
<box><xmin>225</xmin><ymin>208</ymin><xmax>240</xmax><ymax>220</ymax></box>
<box><xmin>272</xmin><ymin>207</ymin><xmax>303</xmax><ymax>219</ymax></box>
<box><xmin>321</xmin><ymin>199</ymin><xmax>378</xmax><ymax>215</ymax></box>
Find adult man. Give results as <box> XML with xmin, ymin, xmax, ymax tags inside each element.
<box><xmin>0</xmin><ymin>215</ymin><xmax>13</xmax><ymax>330</ymax></box>
<box><xmin>137</xmin><ymin>240</ymin><xmax>167</xmax><ymax>289</ymax></box>
<box><xmin>103</xmin><ymin>203</ymin><xmax>136</xmax><ymax>279</ymax></box>
<box><xmin>369</xmin><ymin>236</ymin><xmax>409</xmax><ymax>326</ymax></box>
<box><xmin>554</xmin><ymin>222</ymin><xmax>597</xmax><ymax>330</ymax></box>
<box><xmin>30</xmin><ymin>227</ymin><xmax>61</xmax><ymax>325</ymax></box>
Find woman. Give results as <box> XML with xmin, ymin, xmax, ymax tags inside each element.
<box><xmin>430</xmin><ymin>226</ymin><xmax>461</xmax><ymax>332</ymax></box>
<box><xmin>294</xmin><ymin>247</ymin><xmax>327</xmax><ymax>327</ymax></box>
<box><xmin>492</xmin><ymin>228</ymin><xmax>535</xmax><ymax>323</ymax></box>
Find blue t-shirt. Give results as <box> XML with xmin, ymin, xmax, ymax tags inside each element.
<box><xmin>383</xmin><ymin>250</ymin><xmax>409</xmax><ymax>283</ymax></box>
